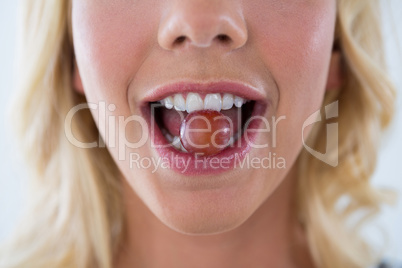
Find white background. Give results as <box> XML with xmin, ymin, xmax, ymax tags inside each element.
<box><xmin>0</xmin><ymin>0</ymin><xmax>401</xmax><ymax>261</ymax></box>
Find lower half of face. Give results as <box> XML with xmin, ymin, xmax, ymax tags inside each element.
<box><xmin>72</xmin><ymin>0</ymin><xmax>337</xmax><ymax>234</ymax></box>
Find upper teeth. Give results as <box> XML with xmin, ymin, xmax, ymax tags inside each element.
<box><xmin>160</xmin><ymin>93</ymin><xmax>246</xmax><ymax>112</ymax></box>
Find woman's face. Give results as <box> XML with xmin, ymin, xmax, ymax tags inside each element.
<box><xmin>72</xmin><ymin>0</ymin><xmax>337</xmax><ymax>234</ymax></box>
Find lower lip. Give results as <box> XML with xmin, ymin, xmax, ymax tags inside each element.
<box><xmin>142</xmin><ymin>102</ymin><xmax>267</xmax><ymax>176</ymax></box>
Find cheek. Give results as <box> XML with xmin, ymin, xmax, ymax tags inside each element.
<box><xmin>72</xmin><ymin>1</ymin><xmax>159</xmax><ymax>105</ymax></box>
<box><xmin>247</xmin><ymin>1</ymin><xmax>336</xmax><ymax>99</ymax></box>
<box><xmin>72</xmin><ymin>1</ymin><xmax>162</xmax><ymax>150</ymax></box>
<box><xmin>72</xmin><ymin>1</ymin><xmax>163</xmax><ymax>162</ymax></box>
<box><xmin>246</xmin><ymin>0</ymin><xmax>336</xmax><ymax>154</ymax></box>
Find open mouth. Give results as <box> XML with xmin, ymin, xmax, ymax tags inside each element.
<box><xmin>141</xmin><ymin>82</ymin><xmax>268</xmax><ymax>174</ymax></box>
<box><xmin>152</xmin><ymin>92</ymin><xmax>255</xmax><ymax>152</ymax></box>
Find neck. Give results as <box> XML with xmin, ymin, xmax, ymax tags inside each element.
<box><xmin>115</xmin><ymin>167</ymin><xmax>314</xmax><ymax>268</ymax></box>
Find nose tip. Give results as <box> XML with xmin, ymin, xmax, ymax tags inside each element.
<box><xmin>158</xmin><ymin>1</ymin><xmax>248</xmax><ymax>51</ymax></box>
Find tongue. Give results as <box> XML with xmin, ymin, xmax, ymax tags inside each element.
<box><xmin>161</xmin><ymin>108</ymin><xmax>241</xmax><ymax>137</ymax></box>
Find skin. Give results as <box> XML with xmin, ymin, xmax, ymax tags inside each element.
<box><xmin>72</xmin><ymin>0</ymin><xmax>341</xmax><ymax>267</ymax></box>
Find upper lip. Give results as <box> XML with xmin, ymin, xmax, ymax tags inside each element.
<box><xmin>141</xmin><ymin>80</ymin><xmax>268</xmax><ymax>104</ymax></box>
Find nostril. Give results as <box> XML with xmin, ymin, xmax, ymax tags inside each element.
<box><xmin>216</xmin><ymin>34</ymin><xmax>231</xmax><ymax>43</ymax></box>
<box><xmin>172</xmin><ymin>34</ymin><xmax>231</xmax><ymax>48</ymax></box>
<box><xmin>166</xmin><ymin>32</ymin><xmax>238</xmax><ymax>49</ymax></box>
<box><xmin>174</xmin><ymin>36</ymin><xmax>187</xmax><ymax>46</ymax></box>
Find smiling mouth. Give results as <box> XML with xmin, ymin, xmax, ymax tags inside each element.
<box><xmin>140</xmin><ymin>81</ymin><xmax>268</xmax><ymax>174</ymax></box>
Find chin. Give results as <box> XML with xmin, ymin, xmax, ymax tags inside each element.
<box><xmin>131</xmin><ymin>163</ymin><xmax>281</xmax><ymax>236</ymax></box>
<box><xmin>155</xmin><ymin>199</ymin><xmax>255</xmax><ymax>235</ymax></box>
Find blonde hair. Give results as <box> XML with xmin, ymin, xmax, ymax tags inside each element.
<box><xmin>0</xmin><ymin>0</ymin><xmax>396</xmax><ymax>267</ymax></box>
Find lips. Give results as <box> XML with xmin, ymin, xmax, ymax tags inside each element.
<box><xmin>142</xmin><ymin>81</ymin><xmax>267</xmax><ymax>104</ymax></box>
<box><xmin>140</xmin><ymin>81</ymin><xmax>268</xmax><ymax>175</ymax></box>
